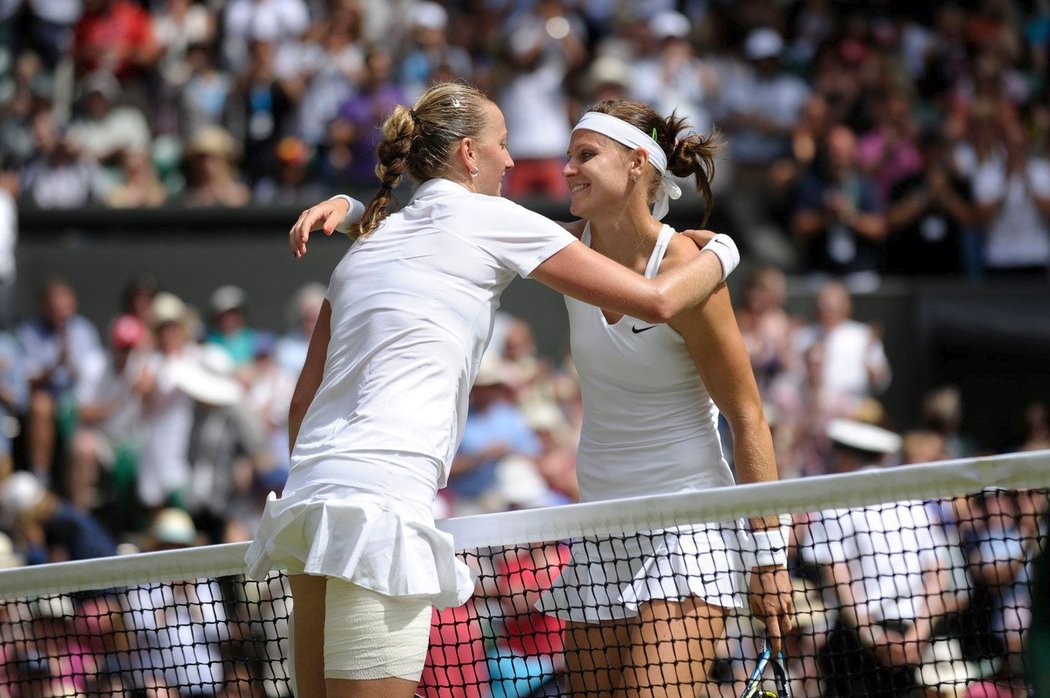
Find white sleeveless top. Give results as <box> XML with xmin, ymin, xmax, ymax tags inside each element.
<box><xmin>565</xmin><ymin>223</ymin><xmax>734</xmax><ymax>502</ymax></box>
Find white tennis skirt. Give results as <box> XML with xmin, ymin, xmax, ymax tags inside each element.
<box><xmin>535</xmin><ymin>521</ymin><xmax>745</xmax><ymax>623</ymax></box>
<box><xmin>245</xmin><ymin>455</ymin><xmax>475</xmax><ymax>610</ymax></box>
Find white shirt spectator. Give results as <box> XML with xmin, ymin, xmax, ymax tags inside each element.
<box><xmin>68</xmin><ymin>106</ymin><xmax>152</xmax><ymax>161</ymax></box>
<box><xmin>500</xmin><ymin>61</ymin><xmax>573</xmax><ymax>161</ymax></box>
<box><xmin>972</xmin><ymin>157</ymin><xmax>1050</xmax><ymax>269</ymax></box>
<box><xmin>794</xmin><ymin>318</ymin><xmax>891</xmax><ymax>401</ymax></box>
<box><xmin>223</xmin><ymin>0</ymin><xmax>309</xmax><ymax>72</ymax></box>
<box><xmin>804</xmin><ymin>499</ymin><xmax>952</xmax><ymax>624</ymax></box>
<box><xmin>718</xmin><ymin>65</ymin><xmax>809</xmax><ymax>166</ymax></box>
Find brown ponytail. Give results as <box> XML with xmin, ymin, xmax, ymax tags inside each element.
<box><xmin>354</xmin><ymin>82</ymin><xmax>491</xmax><ymax>239</ymax></box>
<box><xmin>589</xmin><ymin>99</ymin><xmax>723</xmax><ymax>225</ymax></box>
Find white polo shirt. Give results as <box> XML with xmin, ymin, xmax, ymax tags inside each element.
<box><xmin>291</xmin><ymin>178</ymin><xmax>576</xmax><ymax>487</ymax></box>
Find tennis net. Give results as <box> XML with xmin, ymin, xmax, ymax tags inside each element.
<box><xmin>0</xmin><ymin>450</ymin><xmax>1047</xmax><ymax>697</ymax></box>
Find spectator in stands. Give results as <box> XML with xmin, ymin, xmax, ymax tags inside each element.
<box><xmin>971</xmin><ymin>117</ymin><xmax>1050</xmax><ymax>277</ymax></box>
<box><xmin>17</xmin><ymin>277</ymin><xmax>104</xmax><ymax>487</ymax></box>
<box><xmin>274</xmin><ymin>281</ymin><xmax>325</xmax><ymax>375</ymax></box>
<box><xmin>180</xmin><ymin>125</ymin><xmax>250</xmax><ymax>207</ymax></box>
<box><xmin>226</xmin><ymin>33</ymin><xmax>301</xmax><ymax>188</ymax></box>
<box><xmin>961</xmin><ymin>487</ymin><xmax>1044</xmax><ymax>690</ymax></box>
<box><xmin>920</xmin><ymin>385</ymin><xmax>976</xmax><ymax>459</ymax></box>
<box><xmin>792</xmin><ymin>125</ymin><xmax>888</xmax><ymax>290</ymax></box>
<box><xmin>125</xmin><ymin>507</ymin><xmax>229</xmax><ymax>696</ymax></box>
<box><xmin>719</xmin><ymin>27</ymin><xmax>810</xmax><ymax>269</ymax></box>
<box><xmin>68</xmin><ymin>314</ymin><xmax>148</xmax><ymax>512</ymax></box>
<box><xmin>105</xmin><ymin>148</ymin><xmax>168</xmax><ymax>208</ymax></box>
<box><xmin>0</xmin><ymin>54</ymin><xmax>50</xmax><ymax>164</ymax></box>
<box><xmin>856</xmin><ymin>89</ymin><xmax>923</xmax><ymax>207</ymax></box>
<box><xmin>1020</xmin><ymin>401</ymin><xmax>1050</xmax><ymax>452</ymax></box>
<box><xmin>177</xmin><ymin>344</ymin><xmax>269</xmax><ymax>543</ymax></box>
<box><xmin>629</xmin><ymin>11</ymin><xmax>719</xmax><ymax>142</ymax></box>
<box><xmin>244</xmin><ymin>331</ymin><xmax>294</xmax><ymax>495</ymax></box>
<box><xmin>450</xmin><ymin>353</ymin><xmax>543</xmax><ymax>515</ymax></box>
<box><xmin>886</xmin><ymin>126</ymin><xmax>974</xmax><ymax>276</ymax></box>
<box><xmin>286</xmin><ymin>0</ymin><xmax>364</xmax><ymax>148</ymax></box>
<box><xmin>252</xmin><ymin>136</ymin><xmax>325</xmax><ymax>205</ymax></box>
<box><xmin>735</xmin><ymin>265</ymin><xmax>798</xmax><ymax>396</ymax></box>
<box><xmin>222</xmin><ymin>0</ymin><xmax>309</xmax><ymax>75</ymax></box>
<box><xmin>22</xmin><ymin>111</ymin><xmax>105</xmax><ymax>209</ymax></box>
<box><xmin>178</xmin><ymin>42</ymin><xmax>232</xmax><ymax>140</ymax></box>
<box><xmin>152</xmin><ymin>0</ymin><xmax>216</xmax><ymax>110</ymax></box>
<box><xmin>486</xmin><ymin>544</ymin><xmax>570</xmax><ymax>697</ymax></box>
<box><xmin>793</xmin><ymin>280</ymin><xmax>892</xmax><ymax>412</ymax></box>
<box><xmin>118</xmin><ymin>273</ymin><xmax>160</xmax><ymax>345</ymax></box>
<box><xmin>136</xmin><ymin>292</ymin><xmax>198</xmax><ymax>510</ymax></box>
<box><xmin>333</xmin><ymin>44</ymin><xmax>406</xmax><ymax>188</ymax></box>
<box><xmin>399</xmin><ymin>1</ymin><xmax>472</xmax><ymax>104</ymax></box>
<box><xmin>0</xmin><ymin>471</ymin><xmax>117</xmax><ymax>563</ymax></box>
<box><xmin>70</xmin><ymin>0</ymin><xmax>161</xmax><ymax>88</ymax></box>
<box><xmin>68</xmin><ymin>72</ymin><xmax>152</xmax><ymax>173</ymax></box>
<box><xmin>498</xmin><ymin>0</ymin><xmax>584</xmax><ymax>199</ymax></box>
<box><xmin>803</xmin><ymin>418</ymin><xmax>966</xmax><ymax>698</ymax></box>
<box><xmin>204</xmin><ymin>285</ymin><xmax>256</xmax><ymax>368</ymax></box>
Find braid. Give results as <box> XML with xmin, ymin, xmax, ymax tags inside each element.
<box><xmin>353</xmin><ymin>82</ymin><xmax>491</xmax><ymax>239</ymax></box>
<box><xmin>354</xmin><ymin>106</ymin><xmax>414</xmax><ymax>239</ymax></box>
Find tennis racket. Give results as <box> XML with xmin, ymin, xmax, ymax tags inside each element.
<box><xmin>739</xmin><ymin>641</ymin><xmax>791</xmax><ymax>698</ymax></box>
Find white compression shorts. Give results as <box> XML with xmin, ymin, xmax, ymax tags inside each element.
<box><xmin>321</xmin><ymin>580</ymin><xmax>433</xmax><ymax>682</ymax></box>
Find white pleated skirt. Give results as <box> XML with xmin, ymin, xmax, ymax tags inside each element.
<box><xmin>244</xmin><ymin>455</ymin><xmax>475</xmax><ymax>610</ymax></box>
<box><xmin>536</xmin><ymin>521</ymin><xmax>745</xmax><ymax>623</ymax></box>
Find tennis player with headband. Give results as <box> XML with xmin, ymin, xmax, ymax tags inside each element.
<box><xmin>249</xmin><ymin>82</ymin><xmax>739</xmax><ymax>698</ymax></box>
<box><xmin>530</xmin><ymin>101</ymin><xmax>794</xmax><ymax>696</ymax></box>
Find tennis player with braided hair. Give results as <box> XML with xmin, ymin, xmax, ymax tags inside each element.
<box><xmin>246</xmin><ymin>82</ymin><xmax>738</xmax><ymax>698</ymax></box>
<box><xmin>530</xmin><ymin>100</ymin><xmax>794</xmax><ymax>697</ymax></box>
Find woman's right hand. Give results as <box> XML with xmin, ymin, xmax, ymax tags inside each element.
<box><xmin>289</xmin><ymin>197</ymin><xmax>352</xmax><ymax>258</ymax></box>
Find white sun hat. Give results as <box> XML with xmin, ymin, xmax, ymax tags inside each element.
<box><xmin>172</xmin><ymin>345</ymin><xmax>243</xmax><ymax>406</ymax></box>
<box><xmin>826</xmin><ymin>418</ymin><xmax>902</xmax><ymax>455</ymax></box>
<box><xmin>0</xmin><ymin>472</ymin><xmax>47</xmax><ymax>526</ymax></box>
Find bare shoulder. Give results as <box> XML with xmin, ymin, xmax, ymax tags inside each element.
<box><xmin>659</xmin><ymin>232</ymin><xmax>703</xmax><ymax>273</ymax></box>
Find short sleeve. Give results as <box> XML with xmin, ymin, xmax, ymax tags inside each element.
<box><xmin>472</xmin><ymin>198</ymin><xmax>576</xmax><ymax>278</ymax></box>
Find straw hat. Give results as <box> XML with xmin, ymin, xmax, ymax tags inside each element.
<box><xmin>151</xmin><ymin>292</ymin><xmax>189</xmax><ymax>329</ymax></box>
<box><xmin>185</xmin><ymin>125</ymin><xmax>238</xmax><ymax>161</ymax></box>
<box><xmin>172</xmin><ymin>345</ymin><xmax>243</xmax><ymax>406</ymax></box>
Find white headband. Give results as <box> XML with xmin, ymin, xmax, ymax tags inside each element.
<box><xmin>572</xmin><ymin>111</ymin><xmax>682</xmax><ymax>220</ymax></box>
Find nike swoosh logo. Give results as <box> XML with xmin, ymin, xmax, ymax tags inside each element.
<box><xmin>631</xmin><ymin>324</ymin><xmax>658</xmax><ymax>334</ymax></box>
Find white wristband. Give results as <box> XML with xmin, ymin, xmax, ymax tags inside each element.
<box><xmin>330</xmin><ymin>195</ymin><xmax>366</xmax><ymax>235</ymax></box>
<box><xmin>751</xmin><ymin>513</ymin><xmax>791</xmax><ymax>568</ymax></box>
<box><xmin>701</xmin><ymin>234</ymin><xmax>740</xmax><ymax>282</ymax></box>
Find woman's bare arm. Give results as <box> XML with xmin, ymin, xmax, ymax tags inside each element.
<box><xmin>288</xmin><ymin>300</ymin><xmax>332</xmax><ymax>452</ymax></box>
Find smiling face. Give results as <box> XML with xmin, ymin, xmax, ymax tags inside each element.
<box><xmin>563</xmin><ymin>129</ymin><xmax>638</xmax><ymax>219</ymax></box>
<box><xmin>471</xmin><ymin>101</ymin><xmax>514</xmax><ymax>196</ymax></box>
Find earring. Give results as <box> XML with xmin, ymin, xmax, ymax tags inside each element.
<box><xmin>631</xmin><ymin>173</ymin><xmax>638</xmax><ymax>182</ymax></box>
<box><xmin>470</xmin><ymin>168</ymin><xmax>479</xmax><ymax>177</ymax></box>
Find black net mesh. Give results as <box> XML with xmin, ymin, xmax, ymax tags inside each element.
<box><xmin>0</xmin><ymin>487</ymin><xmax>1046</xmax><ymax>697</ymax></box>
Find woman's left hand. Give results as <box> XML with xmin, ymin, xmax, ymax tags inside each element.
<box><xmin>677</xmin><ymin>229</ymin><xmax>717</xmax><ymax>249</ymax></box>
<box><xmin>748</xmin><ymin>565</ymin><xmax>795</xmax><ymax>655</ymax></box>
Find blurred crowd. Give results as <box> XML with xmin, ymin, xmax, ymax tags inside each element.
<box><xmin>0</xmin><ymin>267</ymin><xmax>1044</xmax><ymax>695</ymax></box>
<box><xmin>1</xmin><ymin>0</ymin><xmax>1050</xmax><ymax>694</ymax></box>
<box><xmin>1</xmin><ymin>0</ymin><xmax>1050</xmax><ymax>282</ymax></box>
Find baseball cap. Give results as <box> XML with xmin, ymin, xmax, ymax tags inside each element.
<box><xmin>744</xmin><ymin>28</ymin><xmax>783</xmax><ymax>61</ymax></box>
<box><xmin>827</xmin><ymin>419</ymin><xmax>902</xmax><ymax>455</ymax></box>
<box><xmin>148</xmin><ymin>508</ymin><xmax>198</xmax><ymax>546</ymax></box>
<box><xmin>210</xmin><ymin>285</ymin><xmax>247</xmax><ymax>315</ymax></box>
